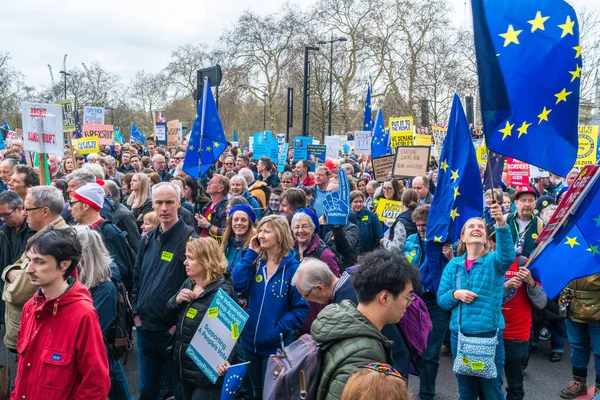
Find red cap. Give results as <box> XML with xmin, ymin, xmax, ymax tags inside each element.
<box><xmin>514</xmin><ymin>186</ymin><xmax>538</xmax><ymax>200</ymax></box>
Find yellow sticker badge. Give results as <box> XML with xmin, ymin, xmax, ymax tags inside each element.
<box><xmin>471</xmin><ymin>361</ymin><xmax>485</xmax><ymax>371</ymax></box>
<box><xmin>161</xmin><ymin>251</ymin><xmax>173</xmax><ymax>262</ymax></box>
<box><xmin>231</xmin><ymin>323</ymin><xmax>240</xmax><ymax>339</ymax></box>
<box><xmin>255</xmin><ymin>275</ymin><xmax>263</xmax><ymax>283</ymax></box>
<box><xmin>185</xmin><ymin>308</ymin><xmax>198</xmax><ymax>319</ymax></box>
<box><xmin>361</xmin><ymin>215</ymin><xmax>369</xmax><ymax>222</ymax></box>
<box><xmin>208</xmin><ymin>307</ymin><xmax>219</xmax><ymax>318</ymax></box>
<box><xmin>462</xmin><ymin>356</ymin><xmax>470</xmax><ymax>365</ymax></box>
<box><xmin>532</xmin><ymin>233</ymin><xmax>538</xmax><ymax>239</ymax></box>
<box><xmin>410</xmin><ymin>250</ymin><xmax>417</xmax><ymax>256</ymax></box>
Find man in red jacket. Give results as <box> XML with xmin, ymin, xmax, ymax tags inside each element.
<box><xmin>12</xmin><ymin>227</ymin><xmax>110</xmax><ymax>400</ymax></box>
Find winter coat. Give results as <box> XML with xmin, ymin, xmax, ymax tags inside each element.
<box><xmin>96</xmin><ymin>219</ymin><xmax>134</xmax><ymax>290</ymax></box>
<box><xmin>505</xmin><ymin>212</ymin><xmax>544</xmax><ymax>258</ymax></box>
<box><xmin>2</xmin><ymin>216</ymin><xmax>70</xmax><ymax>350</ymax></box>
<box><xmin>131</xmin><ymin>218</ymin><xmax>197</xmax><ymax>331</ymax></box>
<box><xmin>322</xmin><ymin>221</ymin><xmax>360</xmax><ymax>272</ymax></box>
<box><xmin>353</xmin><ymin>208</ymin><xmax>382</xmax><ymax>254</ymax></box>
<box><xmin>0</xmin><ymin>221</ymin><xmax>36</xmax><ymax>271</ymax></box>
<box><xmin>248</xmin><ymin>180</ymin><xmax>269</xmax><ymax>208</ymax></box>
<box><xmin>90</xmin><ymin>279</ymin><xmax>118</xmax><ymax>332</ymax></box>
<box><xmin>232</xmin><ymin>249</ymin><xmax>309</xmax><ymax>356</ymax></box>
<box><xmin>242</xmin><ymin>191</ymin><xmax>262</xmax><ymax>218</ymax></box>
<box><xmin>262</xmin><ymin>172</ymin><xmax>280</xmax><ymax>189</ymax></box>
<box><xmin>383</xmin><ymin>209</ymin><xmax>416</xmax><ymax>253</ymax></box>
<box><xmin>311</xmin><ymin>300</ymin><xmax>393</xmax><ymax>400</ymax></box>
<box><xmin>437</xmin><ymin>225</ymin><xmax>516</xmax><ymax>334</ymax></box>
<box><xmin>166</xmin><ymin>275</ymin><xmax>235</xmax><ymax>388</ymax></box>
<box><xmin>12</xmin><ymin>279</ymin><xmax>110</xmax><ymax>400</ymax></box>
<box><xmin>132</xmin><ymin>197</ymin><xmax>153</xmax><ymax>229</ymax></box>
<box><xmin>111</xmin><ymin>202</ymin><xmax>141</xmax><ymax>252</ymax></box>
<box><xmin>224</xmin><ymin>239</ymin><xmax>248</xmax><ymax>273</ymax></box>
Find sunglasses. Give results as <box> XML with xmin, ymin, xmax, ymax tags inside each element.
<box><xmin>357</xmin><ymin>363</ymin><xmax>406</xmax><ymax>381</ymax></box>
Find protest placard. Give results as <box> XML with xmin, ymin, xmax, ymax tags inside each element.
<box><xmin>73</xmin><ymin>136</ymin><xmax>100</xmax><ymax>155</ymax></box>
<box><xmin>248</xmin><ymin>136</ymin><xmax>254</xmax><ymax>152</ymax></box>
<box><xmin>83</xmin><ymin>106</ymin><xmax>105</xmax><ymax>125</ymax></box>
<box><xmin>21</xmin><ymin>102</ymin><xmax>64</xmax><ymax>156</ymax></box>
<box><xmin>392</xmin><ymin>146</ymin><xmax>431</xmax><ymax>178</ymax></box>
<box><xmin>155</xmin><ymin>122</ymin><xmax>167</xmax><ymax>145</ymax></box>
<box><xmin>82</xmin><ymin>124</ymin><xmax>114</xmax><ymax>145</ymax></box>
<box><xmin>389</xmin><ymin>117</ymin><xmax>414</xmax><ymax>150</ymax></box>
<box><xmin>432</xmin><ymin>125</ymin><xmax>447</xmax><ymax>157</ymax></box>
<box><xmin>293</xmin><ymin>136</ymin><xmax>313</xmax><ymax>162</ymax></box>
<box><xmin>278</xmin><ymin>143</ymin><xmax>289</xmax><ymax>172</ymax></box>
<box><xmin>476</xmin><ymin>142</ymin><xmax>488</xmax><ymax>164</ymax></box>
<box><xmin>307</xmin><ymin>144</ymin><xmax>326</xmax><ymax>172</ymax></box>
<box><xmin>168</xmin><ymin>120</ymin><xmax>179</xmax><ymax>147</ymax></box>
<box><xmin>414</xmin><ymin>134</ymin><xmax>431</xmax><ymax>146</ymax></box>
<box><xmin>186</xmin><ymin>288</ymin><xmax>248</xmax><ymax>384</ymax></box>
<box><xmin>574</xmin><ymin>126</ymin><xmax>598</xmax><ymax>167</ymax></box>
<box><xmin>252</xmin><ymin>132</ymin><xmax>269</xmax><ymax>159</ymax></box>
<box><xmin>506</xmin><ymin>158</ymin><xmax>530</xmax><ymax>186</ymax></box>
<box><xmin>55</xmin><ymin>100</ymin><xmax>75</xmax><ymax>132</ymax></box>
<box><xmin>323</xmin><ymin>169</ymin><xmax>350</xmax><ymax>225</ymax></box>
<box><xmin>324</xmin><ymin>136</ymin><xmax>341</xmax><ymax>160</ymax></box>
<box><xmin>354</xmin><ymin>131</ymin><xmax>372</xmax><ymax>155</ymax></box>
<box><xmin>375</xmin><ymin>199</ymin><xmax>403</xmax><ymax>223</ymax></box>
<box><xmin>371</xmin><ymin>155</ymin><xmax>396</xmax><ymax>182</ymax></box>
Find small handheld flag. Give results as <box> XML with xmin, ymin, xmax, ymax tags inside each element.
<box><xmin>221</xmin><ymin>362</ymin><xmax>249</xmax><ymax>400</ymax></box>
<box><xmin>130</xmin><ymin>123</ymin><xmax>146</xmax><ymax>144</ymax></box>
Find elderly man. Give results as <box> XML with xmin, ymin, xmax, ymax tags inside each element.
<box><xmin>240</xmin><ymin>167</ymin><xmax>269</xmax><ymax>209</ymax></box>
<box><xmin>412</xmin><ymin>176</ymin><xmax>433</xmax><ymax>205</ymax></box>
<box><xmin>48</xmin><ymin>154</ymin><xmax>66</xmax><ymax>180</ymax></box>
<box><xmin>0</xmin><ymin>157</ymin><xmax>18</xmax><ymax>192</ymax></box>
<box><xmin>152</xmin><ymin>154</ymin><xmax>174</xmax><ymax>182</ymax></box>
<box><xmin>10</xmin><ymin>140</ymin><xmax>27</xmax><ymax>164</ymax></box>
<box><xmin>2</xmin><ymin>186</ymin><xmax>69</xmax><ymax>352</ymax></box>
<box><xmin>65</xmin><ymin>169</ymin><xmax>113</xmax><ymax>223</ymax></box>
<box><xmin>196</xmin><ymin>174</ymin><xmax>229</xmax><ymax>238</ymax></box>
<box><xmin>8</xmin><ymin>165</ymin><xmax>40</xmax><ymax>202</ymax></box>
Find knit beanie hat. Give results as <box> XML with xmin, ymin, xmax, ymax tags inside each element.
<box><xmin>72</xmin><ymin>183</ymin><xmax>105</xmax><ymax>211</ymax></box>
<box><xmin>228</xmin><ymin>204</ymin><xmax>257</xmax><ymax>224</ymax></box>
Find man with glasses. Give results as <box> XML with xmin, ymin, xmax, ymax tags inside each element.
<box><xmin>2</xmin><ymin>186</ymin><xmax>69</xmax><ymax>352</ymax></box>
<box><xmin>309</xmin><ymin>249</ymin><xmax>418</xmax><ymax>398</ymax></box>
<box><xmin>7</xmin><ymin>165</ymin><xmax>40</xmax><ymax>202</ymax></box>
<box><xmin>152</xmin><ymin>154</ymin><xmax>173</xmax><ymax>182</ymax></box>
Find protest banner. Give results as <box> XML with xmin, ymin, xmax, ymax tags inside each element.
<box><xmin>371</xmin><ymin>154</ymin><xmax>396</xmax><ymax>183</ymax></box>
<box><xmin>252</xmin><ymin>132</ymin><xmax>269</xmax><ymax>159</ymax></box>
<box><xmin>155</xmin><ymin>122</ymin><xmax>167</xmax><ymax>146</ymax></box>
<box><xmin>278</xmin><ymin>143</ymin><xmax>289</xmax><ymax>172</ymax></box>
<box><xmin>293</xmin><ymin>136</ymin><xmax>313</xmax><ymax>162</ymax></box>
<box><xmin>354</xmin><ymin>131</ymin><xmax>372</xmax><ymax>155</ymax></box>
<box><xmin>536</xmin><ymin>165</ymin><xmax>599</xmax><ymax>243</ymax></box>
<box><xmin>323</xmin><ymin>169</ymin><xmax>350</xmax><ymax>225</ymax></box>
<box><xmin>389</xmin><ymin>117</ymin><xmax>414</xmax><ymax>150</ymax></box>
<box><xmin>324</xmin><ymin>136</ymin><xmax>341</xmax><ymax>160</ymax></box>
<box><xmin>186</xmin><ymin>288</ymin><xmax>248</xmax><ymax>384</ymax></box>
<box><xmin>414</xmin><ymin>134</ymin><xmax>432</xmax><ymax>146</ymax></box>
<box><xmin>431</xmin><ymin>125</ymin><xmax>447</xmax><ymax>157</ymax></box>
<box><xmin>392</xmin><ymin>146</ymin><xmax>431</xmax><ymax>178</ymax></box>
<box><xmin>375</xmin><ymin>198</ymin><xmax>403</xmax><ymax>223</ymax></box>
<box><xmin>21</xmin><ymin>102</ymin><xmax>64</xmax><ymax>156</ymax></box>
<box><xmin>267</xmin><ymin>137</ymin><xmax>279</xmax><ymax>161</ymax></box>
<box><xmin>307</xmin><ymin>144</ymin><xmax>326</xmax><ymax>172</ymax></box>
<box><xmin>476</xmin><ymin>142</ymin><xmax>488</xmax><ymax>164</ymax></box>
<box><xmin>574</xmin><ymin>126</ymin><xmax>599</xmax><ymax>167</ymax></box>
<box><xmin>55</xmin><ymin>100</ymin><xmax>75</xmax><ymax>132</ymax></box>
<box><xmin>73</xmin><ymin>136</ymin><xmax>100</xmax><ymax>155</ymax></box>
<box><xmin>506</xmin><ymin>158</ymin><xmax>530</xmax><ymax>186</ymax></box>
<box><xmin>83</xmin><ymin>106</ymin><xmax>105</xmax><ymax>125</ymax></box>
<box><xmin>167</xmin><ymin>120</ymin><xmax>179</xmax><ymax>147</ymax></box>
<box><xmin>82</xmin><ymin>124</ymin><xmax>114</xmax><ymax>145</ymax></box>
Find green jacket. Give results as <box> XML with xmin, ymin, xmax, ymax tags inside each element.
<box><xmin>505</xmin><ymin>212</ymin><xmax>544</xmax><ymax>258</ymax></box>
<box><xmin>311</xmin><ymin>300</ymin><xmax>393</xmax><ymax>400</ymax></box>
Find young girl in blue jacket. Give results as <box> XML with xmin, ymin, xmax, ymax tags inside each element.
<box><xmin>437</xmin><ymin>203</ymin><xmax>516</xmax><ymax>399</ymax></box>
<box><xmin>232</xmin><ymin>215</ymin><xmax>309</xmax><ymax>398</ymax></box>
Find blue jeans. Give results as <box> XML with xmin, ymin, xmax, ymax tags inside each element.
<box><xmin>419</xmin><ymin>295</ymin><xmax>451</xmax><ymax>399</ymax></box>
<box><xmin>566</xmin><ymin>319</ymin><xmax>600</xmax><ymax>378</ymax></box>
<box><xmin>108</xmin><ymin>358</ymin><xmax>133</xmax><ymax>400</ymax></box>
<box><xmin>245</xmin><ymin>349</ymin><xmax>269</xmax><ymax>398</ymax></box>
<box><xmin>137</xmin><ymin>329</ymin><xmax>181</xmax><ymax>400</ymax></box>
<box><xmin>451</xmin><ymin>330</ymin><xmax>505</xmax><ymax>400</ymax></box>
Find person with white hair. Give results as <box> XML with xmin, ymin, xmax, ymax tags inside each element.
<box><xmin>152</xmin><ymin>154</ymin><xmax>174</xmax><ymax>182</ymax></box>
<box><xmin>48</xmin><ymin>154</ymin><xmax>66</xmax><ymax>180</ymax></box>
<box><xmin>229</xmin><ymin>174</ymin><xmax>261</xmax><ymax>217</ymax></box>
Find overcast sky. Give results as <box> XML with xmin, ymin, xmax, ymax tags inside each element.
<box><xmin>4</xmin><ymin>0</ymin><xmax>598</xmax><ymax>89</ymax></box>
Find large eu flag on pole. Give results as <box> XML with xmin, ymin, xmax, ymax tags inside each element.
<box><xmin>362</xmin><ymin>77</ymin><xmax>373</xmax><ymax>131</ymax></box>
<box><xmin>183</xmin><ymin>79</ymin><xmax>227</xmax><ymax>179</ymax></box>
<box><xmin>371</xmin><ymin>109</ymin><xmax>390</xmax><ymax>158</ymax></box>
<box><xmin>472</xmin><ymin>0</ymin><xmax>581</xmax><ymax>177</ymax></box>
<box><xmin>130</xmin><ymin>123</ymin><xmax>145</xmax><ymax>144</ymax></box>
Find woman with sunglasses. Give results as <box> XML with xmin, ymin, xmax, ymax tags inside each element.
<box><xmin>280</xmin><ymin>172</ymin><xmax>295</xmax><ymax>190</ymax></box>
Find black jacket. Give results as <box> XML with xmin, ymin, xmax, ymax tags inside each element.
<box><xmin>322</xmin><ymin>219</ymin><xmax>360</xmax><ymax>273</ymax></box>
<box><xmin>111</xmin><ymin>202</ymin><xmax>141</xmax><ymax>252</ymax></box>
<box><xmin>166</xmin><ymin>274</ymin><xmax>235</xmax><ymax>387</ymax></box>
<box><xmin>131</xmin><ymin>218</ymin><xmax>198</xmax><ymax>331</ymax></box>
<box><xmin>96</xmin><ymin>220</ymin><xmax>135</xmax><ymax>291</ymax></box>
<box><xmin>200</xmin><ymin>199</ymin><xmax>228</xmax><ymax>237</ymax></box>
<box><xmin>158</xmin><ymin>170</ymin><xmax>174</xmax><ymax>182</ymax></box>
<box><xmin>131</xmin><ymin>198</ymin><xmax>153</xmax><ymax>229</ymax></box>
<box><xmin>0</xmin><ymin>222</ymin><xmax>36</xmax><ymax>270</ymax></box>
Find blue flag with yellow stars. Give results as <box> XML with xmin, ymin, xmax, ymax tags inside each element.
<box><xmin>221</xmin><ymin>362</ymin><xmax>248</xmax><ymax>400</ymax></box>
<box><xmin>529</xmin><ymin>168</ymin><xmax>600</xmax><ymax>299</ymax></box>
<box><xmin>73</xmin><ymin>110</ymin><xmax>82</xmax><ymax>139</ymax></box>
<box><xmin>362</xmin><ymin>77</ymin><xmax>373</xmax><ymax>131</ymax></box>
<box><xmin>371</xmin><ymin>109</ymin><xmax>390</xmax><ymax>158</ymax></box>
<box><xmin>130</xmin><ymin>123</ymin><xmax>146</xmax><ymax>145</ymax></box>
<box><xmin>472</xmin><ymin>0</ymin><xmax>581</xmax><ymax>177</ymax></box>
<box><xmin>183</xmin><ymin>79</ymin><xmax>228</xmax><ymax>179</ymax></box>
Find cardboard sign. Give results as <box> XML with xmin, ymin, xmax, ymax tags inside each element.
<box><xmin>375</xmin><ymin>199</ymin><xmax>403</xmax><ymax>223</ymax></box>
<box><xmin>278</xmin><ymin>143</ymin><xmax>289</xmax><ymax>172</ymax></box>
<box><xmin>414</xmin><ymin>134</ymin><xmax>432</xmax><ymax>146</ymax></box>
<box><xmin>354</xmin><ymin>131</ymin><xmax>372</xmax><ymax>155</ymax></box>
<box><xmin>82</xmin><ymin>124</ymin><xmax>114</xmax><ymax>145</ymax></box>
<box><xmin>324</xmin><ymin>136</ymin><xmax>341</xmax><ymax>160</ymax></box>
<box><xmin>392</xmin><ymin>146</ymin><xmax>431</xmax><ymax>178</ymax></box>
<box><xmin>186</xmin><ymin>288</ymin><xmax>248</xmax><ymax>384</ymax></box>
<box><xmin>168</xmin><ymin>120</ymin><xmax>179</xmax><ymax>146</ymax></box>
<box><xmin>21</xmin><ymin>102</ymin><xmax>64</xmax><ymax>156</ymax></box>
<box><xmin>83</xmin><ymin>106</ymin><xmax>105</xmax><ymax>125</ymax></box>
<box><xmin>323</xmin><ymin>168</ymin><xmax>350</xmax><ymax>225</ymax></box>
<box><xmin>389</xmin><ymin>117</ymin><xmax>414</xmax><ymax>150</ymax></box>
<box><xmin>574</xmin><ymin>126</ymin><xmax>598</xmax><ymax>167</ymax></box>
<box><xmin>431</xmin><ymin>125</ymin><xmax>447</xmax><ymax>158</ymax></box>
<box><xmin>371</xmin><ymin>155</ymin><xmax>396</xmax><ymax>183</ymax></box>
<box><xmin>536</xmin><ymin>165</ymin><xmax>599</xmax><ymax>243</ymax></box>
<box><xmin>55</xmin><ymin>100</ymin><xmax>75</xmax><ymax>132</ymax></box>
<box><xmin>506</xmin><ymin>158</ymin><xmax>530</xmax><ymax>186</ymax></box>
<box><xmin>73</xmin><ymin>136</ymin><xmax>100</xmax><ymax>155</ymax></box>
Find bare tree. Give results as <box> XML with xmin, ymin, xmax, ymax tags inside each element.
<box><xmin>0</xmin><ymin>53</ymin><xmax>27</xmax><ymax>119</ymax></box>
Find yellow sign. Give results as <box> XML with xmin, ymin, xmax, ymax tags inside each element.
<box><xmin>476</xmin><ymin>142</ymin><xmax>488</xmax><ymax>164</ymax></box>
<box><xmin>161</xmin><ymin>251</ymin><xmax>174</xmax><ymax>262</ymax></box>
<box><xmin>389</xmin><ymin>117</ymin><xmax>414</xmax><ymax>151</ymax></box>
<box><xmin>574</xmin><ymin>126</ymin><xmax>598</xmax><ymax>167</ymax></box>
<box><xmin>414</xmin><ymin>134</ymin><xmax>432</xmax><ymax>146</ymax></box>
<box><xmin>375</xmin><ymin>198</ymin><xmax>403</xmax><ymax>223</ymax></box>
<box><xmin>186</xmin><ymin>308</ymin><xmax>198</xmax><ymax>319</ymax></box>
<box><xmin>73</xmin><ymin>136</ymin><xmax>99</xmax><ymax>155</ymax></box>
<box><xmin>471</xmin><ymin>362</ymin><xmax>485</xmax><ymax>371</ymax></box>
<box><xmin>208</xmin><ymin>307</ymin><xmax>219</xmax><ymax>318</ymax></box>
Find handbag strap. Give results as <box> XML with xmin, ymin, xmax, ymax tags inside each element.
<box><xmin>456</xmin><ymin>272</ymin><xmax>462</xmax><ymax>332</ymax></box>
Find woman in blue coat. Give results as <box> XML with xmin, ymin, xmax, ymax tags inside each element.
<box><xmin>350</xmin><ymin>190</ymin><xmax>382</xmax><ymax>254</ymax></box>
<box><xmin>437</xmin><ymin>204</ymin><xmax>516</xmax><ymax>399</ymax></box>
<box><xmin>232</xmin><ymin>215</ymin><xmax>309</xmax><ymax>398</ymax></box>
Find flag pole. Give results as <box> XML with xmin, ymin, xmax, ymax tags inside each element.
<box><xmin>197</xmin><ymin>78</ymin><xmax>209</xmax><ymax>183</ymax></box>
<box><xmin>486</xmin><ymin>149</ymin><xmax>496</xmax><ymax>198</ymax></box>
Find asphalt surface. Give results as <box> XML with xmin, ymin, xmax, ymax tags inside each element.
<box><xmin>0</xmin><ymin>327</ymin><xmax>597</xmax><ymax>399</ymax></box>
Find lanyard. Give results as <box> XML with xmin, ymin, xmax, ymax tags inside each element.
<box><xmin>513</xmin><ymin>217</ymin><xmax>533</xmax><ymax>244</ymax></box>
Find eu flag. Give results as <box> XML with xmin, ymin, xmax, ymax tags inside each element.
<box><xmin>371</xmin><ymin>109</ymin><xmax>390</xmax><ymax>158</ymax></box>
<box><xmin>221</xmin><ymin>362</ymin><xmax>248</xmax><ymax>400</ymax></box>
<box><xmin>183</xmin><ymin>79</ymin><xmax>227</xmax><ymax>179</ymax></box>
<box><xmin>130</xmin><ymin>123</ymin><xmax>146</xmax><ymax>144</ymax></box>
<box><xmin>483</xmin><ymin>151</ymin><xmax>506</xmax><ymax>191</ymax></box>
<box><xmin>472</xmin><ymin>0</ymin><xmax>581</xmax><ymax>177</ymax></box>
<box><xmin>73</xmin><ymin>110</ymin><xmax>82</xmax><ymax>139</ymax></box>
<box><xmin>529</xmin><ymin>167</ymin><xmax>600</xmax><ymax>299</ymax></box>
<box><xmin>362</xmin><ymin>78</ymin><xmax>373</xmax><ymax>131</ymax></box>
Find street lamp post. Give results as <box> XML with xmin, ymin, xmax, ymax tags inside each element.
<box><xmin>263</xmin><ymin>93</ymin><xmax>268</xmax><ymax>130</ymax></box>
<box><xmin>302</xmin><ymin>46</ymin><xmax>320</xmax><ymax>137</ymax></box>
<box><xmin>317</xmin><ymin>35</ymin><xmax>347</xmax><ymax>139</ymax></box>
<box><xmin>59</xmin><ymin>54</ymin><xmax>70</xmax><ymax>100</ymax></box>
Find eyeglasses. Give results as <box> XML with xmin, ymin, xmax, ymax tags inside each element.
<box><xmin>24</xmin><ymin>206</ymin><xmax>44</xmax><ymax>212</ymax></box>
<box><xmin>68</xmin><ymin>201</ymin><xmax>81</xmax><ymax>207</ymax></box>
<box><xmin>293</xmin><ymin>224</ymin><xmax>312</xmax><ymax>232</ymax></box>
<box><xmin>174</xmin><ymin>157</ymin><xmax>183</xmax><ymax>160</ymax></box>
<box><xmin>0</xmin><ymin>209</ymin><xmax>17</xmax><ymax>219</ymax></box>
<box><xmin>301</xmin><ymin>285</ymin><xmax>318</xmax><ymax>301</ymax></box>
<box><xmin>383</xmin><ymin>186</ymin><xmax>393</xmax><ymax>191</ymax></box>
<box><xmin>404</xmin><ymin>294</ymin><xmax>416</xmax><ymax>307</ymax></box>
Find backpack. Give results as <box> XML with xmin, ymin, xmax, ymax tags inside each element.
<box><xmin>98</xmin><ymin>220</ymin><xmax>136</xmax><ymax>291</ymax></box>
<box><xmin>105</xmin><ymin>278</ymin><xmax>134</xmax><ymax>360</ymax></box>
<box><xmin>264</xmin><ymin>334</ymin><xmax>327</xmax><ymax>400</ymax></box>
<box><xmin>251</xmin><ymin>185</ymin><xmax>272</xmax><ymax>209</ymax></box>
<box><xmin>397</xmin><ymin>293</ymin><xmax>432</xmax><ymax>375</ymax></box>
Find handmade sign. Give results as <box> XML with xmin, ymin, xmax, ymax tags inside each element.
<box><xmin>390</xmin><ymin>117</ymin><xmax>413</xmax><ymax>150</ymax></box>
<box><xmin>83</xmin><ymin>106</ymin><xmax>105</xmax><ymax>125</ymax></box>
<box><xmin>82</xmin><ymin>124</ymin><xmax>114</xmax><ymax>145</ymax></box>
<box><xmin>371</xmin><ymin>155</ymin><xmax>396</xmax><ymax>183</ymax></box>
<box><xmin>323</xmin><ymin>168</ymin><xmax>350</xmax><ymax>225</ymax></box>
<box><xmin>73</xmin><ymin>136</ymin><xmax>100</xmax><ymax>155</ymax></box>
<box><xmin>354</xmin><ymin>131</ymin><xmax>372</xmax><ymax>155</ymax></box>
<box><xmin>375</xmin><ymin>199</ymin><xmax>403</xmax><ymax>223</ymax></box>
<box><xmin>392</xmin><ymin>146</ymin><xmax>431</xmax><ymax>178</ymax></box>
<box><xmin>21</xmin><ymin>102</ymin><xmax>64</xmax><ymax>156</ymax></box>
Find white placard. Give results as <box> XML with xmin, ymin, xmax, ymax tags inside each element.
<box><xmin>83</xmin><ymin>106</ymin><xmax>105</xmax><ymax>125</ymax></box>
<box><xmin>324</xmin><ymin>136</ymin><xmax>341</xmax><ymax>160</ymax></box>
<box><xmin>354</xmin><ymin>131</ymin><xmax>372</xmax><ymax>155</ymax></box>
<box><xmin>21</xmin><ymin>103</ymin><xmax>64</xmax><ymax>156</ymax></box>
<box><xmin>155</xmin><ymin>125</ymin><xmax>167</xmax><ymax>141</ymax></box>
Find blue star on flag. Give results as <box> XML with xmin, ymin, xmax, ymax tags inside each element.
<box><xmin>362</xmin><ymin>77</ymin><xmax>374</xmax><ymax>131</ymax></box>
